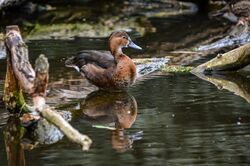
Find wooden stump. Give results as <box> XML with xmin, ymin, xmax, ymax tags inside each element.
<box><xmin>3</xmin><ymin>25</ymin><xmax>92</xmax><ymax>150</ymax></box>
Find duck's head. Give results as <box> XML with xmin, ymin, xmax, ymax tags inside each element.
<box><xmin>109</xmin><ymin>31</ymin><xmax>142</xmax><ymax>55</ymax></box>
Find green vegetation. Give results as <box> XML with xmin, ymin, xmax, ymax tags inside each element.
<box><xmin>161</xmin><ymin>65</ymin><xmax>194</xmax><ymax>73</ymax></box>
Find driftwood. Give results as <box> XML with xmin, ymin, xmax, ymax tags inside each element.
<box><xmin>3</xmin><ymin>25</ymin><xmax>92</xmax><ymax>150</ymax></box>
<box><xmin>192</xmin><ymin>43</ymin><xmax>250</xmax><ymax>73</ymax></box>
<box><xmin>193</xmin><ymin>72</ymin><xmax>250</xmax><ymax>103</ymax></box>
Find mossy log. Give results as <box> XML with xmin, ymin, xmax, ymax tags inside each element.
<box><xmin>3</xmin><ymin>27</ymin><xmax>28</xmax><ymax>112</ymax></box>
<box><xmin>192</xmin><ymin>43</ymin><xmax>250</xmax><ymax>73</ymax></box>
<box><xmin>5</xmin><ymin>26</ymin><xmax>35</xmax><ymax>94</ymax></box>
<box><xmin>3</xmin><ymin>25</ymin><xmax>92</xmax><ymax>150</ymax></box>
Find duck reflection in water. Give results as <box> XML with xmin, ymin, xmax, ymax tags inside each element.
<box><xmin>80</xmin><ymin>91</ymin><xmax>142</xmax><ymax>152</ymax></box>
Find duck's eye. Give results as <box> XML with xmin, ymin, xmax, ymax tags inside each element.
<box><xmin>122</xmin><ymin>36</ymin><xmax>127</xmax><ymax>40</ymax></box>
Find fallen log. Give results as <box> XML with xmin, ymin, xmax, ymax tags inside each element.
<box><xmin>192</xmin><ymin>43</ymin><xmax>250</xmax><ymax>73</ymax></box>
<box><xmin>3</xmin><ymin>25</ymin><xmax>92</xmax><ymax>150</ymax></box>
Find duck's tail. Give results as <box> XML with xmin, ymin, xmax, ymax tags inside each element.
<box><xmin>65</xmin><ymin>55</ymin><xmax>86</xmax><ymax>72</ymax></box>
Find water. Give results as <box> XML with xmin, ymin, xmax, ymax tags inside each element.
<box><xmin>1</xmin><ymin>2</ymin><xmax>250</xmax><ymax>166</ymax></box>
<box><xmin>2</xmin><ymin>74</ymin><xmax>250</xmax><ymax>165</ymax></box>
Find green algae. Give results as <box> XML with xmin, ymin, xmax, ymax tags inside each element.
<box><xmin>161</xmin><ymin>65</ymin><xmax>194</xmax><ymax>73</ymax></box>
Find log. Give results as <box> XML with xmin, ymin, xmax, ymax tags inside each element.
<box><xmin>5</xmin><ymin>26</ymin><xmax>35</xmax><ymax>94</ymax></box>
<box><xmin>192</xmin><ymin>43</ymin><xmax>250</xmax><ymax>73</ymax></box>
<box><xmin>3</xmin><ymin>28</ymin><xmax>28</xmax><ymax>112</ymax></box>
<box><xmin>39</xmin><ymin>107</ymin><xmax>92</xmax><ymax>150</ymax></box>
<box><xmin>3</xmin><ymin>25</ymin><xmax>92</xmax><ymax>150</ymax></box>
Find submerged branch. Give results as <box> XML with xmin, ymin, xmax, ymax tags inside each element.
<box><xmin>40</xmin><ymin>106</ymin><xmax>92</xmax><ymax>150</ymax></box>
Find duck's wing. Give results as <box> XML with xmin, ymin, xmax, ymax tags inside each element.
<box><xmin>65</xmin><ymin>50</ymin><xmax>115</xmax><ymax>72</ymax></box>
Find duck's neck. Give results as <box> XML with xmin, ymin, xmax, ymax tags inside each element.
<box><xmin>110</xmin><ymin>45</ymin><xmax>123</xmax><ymax>61</ymax></box>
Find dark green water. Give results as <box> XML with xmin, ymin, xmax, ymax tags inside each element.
<box><xmin>1</xmin><ymin>8</ymin><xmax>250</xmax><ymax>166</ymax></box>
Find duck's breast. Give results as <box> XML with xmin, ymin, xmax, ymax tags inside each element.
<box><xmin>113</xmin><ymin>56</ymin><xmax>136</xmax><ymax>89</ymax></box>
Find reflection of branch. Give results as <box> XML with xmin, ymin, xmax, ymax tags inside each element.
<box><xmin>3</xmin><ymin>25</ymin><xmax>92</xmax><ymax>150</ymax></box>
<box><xmin>193</xmin><ymin>72</ymin><xmax>250</xmax><ymax>103</ymax></box>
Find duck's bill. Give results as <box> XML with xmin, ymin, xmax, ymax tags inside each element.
<box><xmin>128</xmin><ymin>41</ymin><xmax>142</xmax><ymax>50</ymax></box>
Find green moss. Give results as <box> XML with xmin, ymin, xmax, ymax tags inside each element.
<box><xmin>13</xmin><ymin>89</ymin><xmax>27</xmax><ymax>112</ymax></box>
<box><xmin>4</xmin><ymin>89</ymin><xmax>29</xmax><ymax>113</ymax></box>
<box><xmin>25</xmin><ymin>17</ymin><xmax>152</xmax><ymax>40</ymax></box>
<box><xmin>134</xmin><ymin>59</ymin><xmax>153</xmax><ymax>64</ymax></box>
<box><xmin>161</xmin><ymin>65</ymin><xmax>193</xmax><ymax>73</ymax></box>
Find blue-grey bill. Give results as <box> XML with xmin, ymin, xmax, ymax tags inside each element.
<box><xmin>128</xmin><ymin>41</ymin><xmax>142</xmax><ymax>50</ymax></box>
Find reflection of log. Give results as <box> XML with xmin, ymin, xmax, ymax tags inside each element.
<box><xmin>3</xmin><ymin>25</ymin><xmax>92</xmax><ymax>150</ymax></box>
<box><xmin>4</xmin><ymin>116</ymin><xmax>25</xmax><ymax>166</ymax></box>
<box><xmin>193</xmin><ymin>72</ymin><xmax>250</xmax><ymax>103</ymax></box>
<box><xmin>192</xmin><ymin>43</ymin><xmax>250</xmax><ymax>73</ymax></box>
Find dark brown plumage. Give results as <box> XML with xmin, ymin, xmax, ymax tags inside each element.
<box><xmin>65</xmin><ymin>31</ymin><xmax>142</xmax><ymax>91</ymax></box>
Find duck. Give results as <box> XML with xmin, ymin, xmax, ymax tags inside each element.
<box><xmin>65</xmin><ymin>31</ymin><xmax>142</xmax><ymax>91</ymax></box>
<box><xmin>209</xmin><ymin>0</ymin><xmax>250</xmax><ymax>25</ymax></box>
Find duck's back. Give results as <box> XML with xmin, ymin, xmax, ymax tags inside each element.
<box><xmin>65</xmin><ymin>51</ymin><xmax>136</xmax><ymax>90</ymax></box>
<box><xmin>65</xmin><ymin>50</ymin><xmax>115</xmax><ymax>71</ymax></box>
